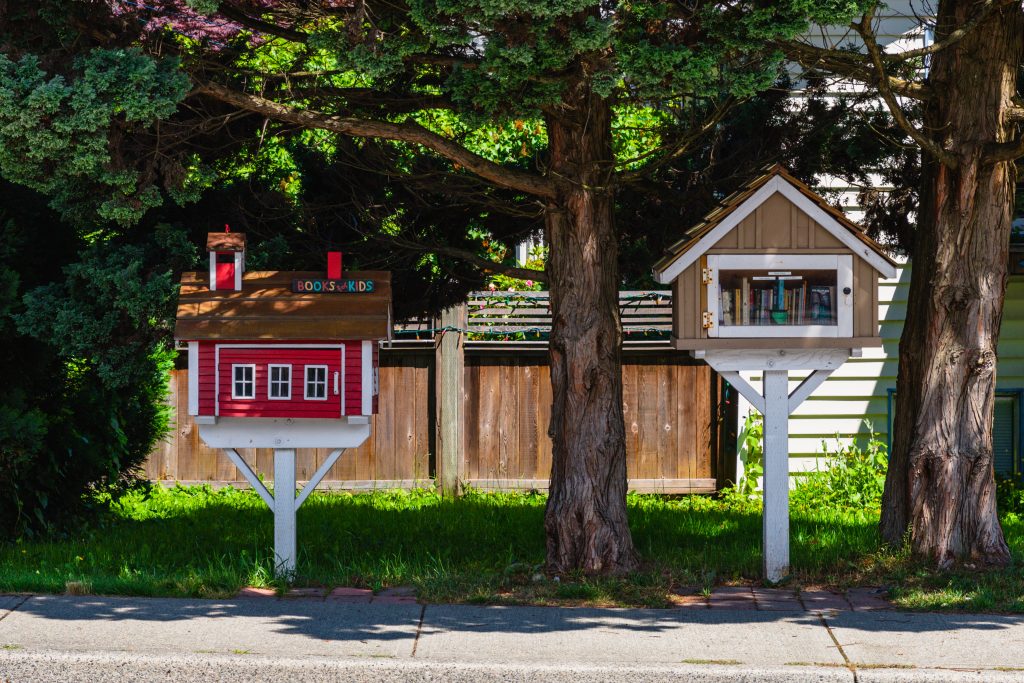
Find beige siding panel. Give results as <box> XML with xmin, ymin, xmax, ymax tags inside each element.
<box><xmin>809</xmin><ymin>220</ymin><xmax>844</xmax><ymax>249</ymax></box>
<box><xmin>716</xmin><ymin>223</ymin><xmax>739</xmax><ymax>249</ymax></box>
<box><xmin>854</xmin><ymin>258</ymin><xmax>872</xmax><ymax>337</ymax></box>
<box><xmin>760</xmin><ymin>193</ymin><xmax>795</xmax><ymax>249</ymax></box>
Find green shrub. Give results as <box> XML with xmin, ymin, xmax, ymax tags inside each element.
<box><xmin>996</xmin><ymin>474</ymin><xmax>1024</xmax><ymax>515</ymax></box>
<box><xmin>718</xmin><ymin>413</ymin><xmax>763</xmax><ymax>510</ymax></box>
<box><xmin>790</xmin><ymin>422</ymin><xmax>888</xmax><ymax>513</ymax></box>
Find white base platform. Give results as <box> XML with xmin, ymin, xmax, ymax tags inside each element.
<box><xmin>196</xmin><ymin>417</ymin><xmax>371</xmax><ymax>449</ymax></box>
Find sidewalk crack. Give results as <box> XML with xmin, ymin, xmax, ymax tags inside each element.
<box><xmin>411</xmin><ymin>604</ymin><xmax>426</xmax><ymax>657</ymax></box>
<box><xmin>819</xmin><ymin>614</ymin><xmax>857</xmax><ymax>683</ymax></box>
<box><xmin>0</xmin><ymin>596</ymin><xmax>30</xmax><ymax>624</ymax></box>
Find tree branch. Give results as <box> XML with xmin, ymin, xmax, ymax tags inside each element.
<box><xmin>855</xmin><ymin>8</ymin><xmax>958</xmax><ymax>169</ymax></box>
<box><xmin>984</xmin><ymin>138</ymin><xmax>1024</xmax><ymax>164</ymax></box>
<box><xmin>280</xmin><ymin>86</ymin><xmax>453</xmax><ymax>114</ymax></box>
<box><xmin>617</xmin><ymin>96</ymin><xmax>740</xmax><ymax>183</ymax></box>
<box><xmin>216</xmin><ymin>2</ymin><xmax>309</xmax><ymax>43</ymax></box>
<box><xmin>780</xmin><ymin>40</ymin><xmax>932</xmax><ymax>101</ymax></box>
<box><xmin>195</xmin><ymin>80</ymin><xmax>557</xmax><ymax>200</ymax></box>
<box><xmin>893</xmin><ymin>0</ymin><xmax>1004</xmax><ymax>61</ymax></box>
<box><xmin>381</xmin><ymin>235</ymin><xmax>548</xmax><ymax>282</ymax></box>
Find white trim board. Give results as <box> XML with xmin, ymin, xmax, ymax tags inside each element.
<box><xmin>653</xmin><ymin>175</ymin><xmax>898</xmax><ymax>284</ymax></box>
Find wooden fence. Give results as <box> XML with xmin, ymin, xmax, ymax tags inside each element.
<box><xmin>144</xmin><ymin>291</ymin><xmax>735</xmax><ymax>492</ymax></box>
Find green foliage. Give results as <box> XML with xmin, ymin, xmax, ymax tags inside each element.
<box><xmin>996</xmin><ymin>474</ymin><xmax>1024</xmax><ymax>516</ymax></box>
<box><xmin>0</xmin><ymin>182</ymin><xmax>190</xmax><ymax>539</ymax></box>
<box><xmin>790</xmin><ymin>422</ymin><xmax>889</xmax><ymax>514</ymax></box>
<box><xmin>718</xmin><ymin>413</ymin><xmax>763</xmax><ymax>511</ymax></box>
<box><xmin>0</xmin><ymin>49</ymin><xmax>188</xmax><ymax>225</ymax></box>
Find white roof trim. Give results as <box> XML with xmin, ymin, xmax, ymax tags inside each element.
<box><xmin>653</xmin><ymin>175</ymin><xmax>898</xmax><ymax>283</ymax></box>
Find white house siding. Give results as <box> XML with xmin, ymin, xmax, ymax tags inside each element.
<box><xmin>735</xmin><ymin>262</ymin><xmax>1024</xmax><ymax>477</ymax></box>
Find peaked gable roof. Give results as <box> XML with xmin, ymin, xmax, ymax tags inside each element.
<box><xmin>652</xmin><ymin>165</ymin><xmax>898</xmax><ymax>283</ymax></box>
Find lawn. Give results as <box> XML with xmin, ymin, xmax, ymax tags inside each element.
<box><xmin>3</xmin><ymin>484</ymin><xmax>1024</xmax><ymax>611</ymax></box>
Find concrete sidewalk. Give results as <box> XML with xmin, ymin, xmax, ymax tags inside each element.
<box><xmin>2</xmin><ymin>594</ymin><xmax>1023</xmax><ymax>682</ymax></box>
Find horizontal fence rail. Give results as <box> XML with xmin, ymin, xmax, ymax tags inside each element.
<box><xmin>392</xmin><ymin>290</ymin><xmax>673</xmax><ymax>350</ymax></box>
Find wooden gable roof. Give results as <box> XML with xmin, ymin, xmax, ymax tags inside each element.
<box><xmin>652</xmin><ymin>165</ymin><xmax>898</xmax><ymax>283</ymax></box>
<box><xmin>175</xmin><ymin>270</ymin><xmax>392</xmax><ymax>341</ymax></box>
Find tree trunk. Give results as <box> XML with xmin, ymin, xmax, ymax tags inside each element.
<box><xmin>543</xmin><ymin>83</ymin><xmax>639</xmax><ymax>575</ymax></box>
<box><xmin>880</xmin><ymin>0</ymin><xmax>1022</xmax><ymax>567</ymax></box>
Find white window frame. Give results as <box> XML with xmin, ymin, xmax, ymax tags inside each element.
<box><xmin>231</xmin><ymin>364</ymin><xmax>256</xmax><ymax>400</ymax></box>
<box><xmin>267</xmin><ymin>364</ymin><xmax>292</xmax><ymax>400</ymax></box>
<box><xmin>304</xmin><ymin>365</ymin><xmax>329</xmax><ymax>401</ymax></box>
<box><xmin>706</xmin><ymin>254</ymin><xmax>854</xmax><ymax>339</ymax></box>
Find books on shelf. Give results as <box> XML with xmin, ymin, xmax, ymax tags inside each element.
<box><xmin>718</xmin><ymin>276</ymin><xmax>834</xmax><ymax>326</ymax></box>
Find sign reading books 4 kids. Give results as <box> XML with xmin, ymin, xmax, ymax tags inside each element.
<box><xmin>292</xmin><ymin>278</ymin><xmax>376</xmax><ymax>293</ymax></box>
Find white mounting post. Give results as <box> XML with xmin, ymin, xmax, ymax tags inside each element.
<box><xmin>709</xmin><ymin>349</ymin><xmax>848</xmax><ymax>584</ymax></box>
<box><xmin>762</xmin><ymin>371</ymin><xmax>790</xmax><ymax>583</ymax></box>
<box><xmin>222</xmin><ymin>446</ymin><xmax>345</xmax><ymax>576</ymax></box>
<box><xmin>274</xmin><ymin>449</ymin><xmax>297</xmax><ymax>574</ymax></box>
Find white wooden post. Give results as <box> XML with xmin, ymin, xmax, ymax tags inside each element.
<box><xmin>762</xmin><ymin>370</ymin><xmax>790</xmax><ymax>583</ymax></box>
<box><xmin>273</xmin><ymin>449</ymin><xmax>297</xmax><ymax>575</ymax></box>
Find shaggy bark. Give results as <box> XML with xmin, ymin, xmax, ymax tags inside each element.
<box><xmin>880</xmin><ymin>0</ymin><xmax>1022</xmax><ymax>567</ymax></box>
<box><xmin>543</xmin><ymin>80</ymin><xmax>639</xmax><ymax>575</ymax></box>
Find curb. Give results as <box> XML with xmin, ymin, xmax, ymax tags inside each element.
<box><xmin>2</xmin><ymin>649</ymin><xmax>1021</xmax><ymax>683</ymax></box>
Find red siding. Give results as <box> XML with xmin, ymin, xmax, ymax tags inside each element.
<box><xmin>372</xmin><ymin>343</ymin><xmax>379</xmax><ymax>414</ymax></box>
<box><xmin>217</xmin><ymin>347</ymin><xmax>343</xmax><ymax>418</ymax></box>
<box><xmin>189</xmin><ymin>340</ymin><xmax>376</xmax><ymax>418</ymax></box>
<box><xmin>344</xmin><ymin>341</ymin><xmax>362</xmax><ymax>416</ymax></box>
<box><xmin>198</xmin><ymin>342</ymin><xmax>216</xmax><ymax>415</ymax></box>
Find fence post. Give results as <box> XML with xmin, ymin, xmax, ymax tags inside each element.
<box><xmin>436</xmin><ymin>303</ymin><xmax>466</xmax><ymax>495</ymax></box>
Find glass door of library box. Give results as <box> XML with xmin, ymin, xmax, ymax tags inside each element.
<box><xmin>705</xmin><ymin>254</ymin><xmax>853</xmax><ymax>338</ymax></box>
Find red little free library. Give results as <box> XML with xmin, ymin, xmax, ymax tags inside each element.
<box><xmin>174</xmin><ymin>231</ymin><xmax>392</xmax><ymax>423</ymax></box>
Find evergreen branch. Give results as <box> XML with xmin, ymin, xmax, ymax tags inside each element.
<box><xmin>195</xmin><ymin>80</ymin><xmax>558</xmax><ymax>199</ymax></box>
<box><xmin>855</xmin><ymin>8</ymin><xmax>958</xmax><ymax>169</ymax></box>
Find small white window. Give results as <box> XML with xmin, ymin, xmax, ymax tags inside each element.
<box><xmin>268</xmin><ymin>364</ymin><xmax>292</xmax><ymax>400</ymax></box>
<box><xmin>305</xmin><ymin>365</ymin><xmax>328</xmax><ymax>400</ymax></box>
<box><xmin>232</xmin><ymin>364</ymin><xmax>255</xmax><ymax>400</ymax></box>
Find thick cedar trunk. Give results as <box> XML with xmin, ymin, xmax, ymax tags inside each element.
<box><xmin>543</xmin><ymin>83</ymin><xmax>639</xmax><ymax>575</ymax></box>
<box><xmin>880</xmin><ymin>0</ymin><xmax>1022</xmax><ymax>567</ymax></box>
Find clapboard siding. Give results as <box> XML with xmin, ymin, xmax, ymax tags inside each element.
<box><xmin>735</xmin><ymin>262</ymin><xmax>1024</xmax><ymax>473</ymax></box>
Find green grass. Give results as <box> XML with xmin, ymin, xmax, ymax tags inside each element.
<box><xmin>3</xmin><ymin>484</ymin><xmax>1024</xmax><ymax>611</ymax></box>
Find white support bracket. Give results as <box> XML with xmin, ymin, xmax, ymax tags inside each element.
<box><xmin>787</xmin><ymin>369</ymin><xmax>836</xmax><ymax>415</ymax></box>
<box><xmin>294</xmin><ymin>449</ymin><xmax>343</xmax><ymax>510</ymax></box>
<box><xmin>223</xmin><ymin>449</ymin><xmax>274</xmax><ymax>509</ymax></box>
<box><xmin>718</xmin><ymin>371</ymin><xmax>765</xmax><ymax>415</ymax></box>
<box><xmin>707</xmin><ymin>352</ymin><xmax>849</xmax><ymax>584</ymax></box>
<box><xmin>220</xmin><ymin>447</ymin><xmax>346</xmax><ymax>576</ymax></box>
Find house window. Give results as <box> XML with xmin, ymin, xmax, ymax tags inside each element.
<box><xmin>305</xmin><ymin>365</ymin><xmax>328</xmax><ymax>400</ymax></box>
<box><xmin>707</xmin><ymin>254</ymin><xmax>853</xmax><ymax>338</ymax></box>
<box><xmin>268</xmin><ymin>364</ymin><xmax>292</xmax><ymax>400</ymax></box>
<box><xmin>232</xmin><ymin>364</ymin><xmax>255</xmax><ymax>400</ymax></box>
<box><xmin>888</xmin><ymin>389</ymin><xmax>1020</xmax><ymax>475</ymax></box>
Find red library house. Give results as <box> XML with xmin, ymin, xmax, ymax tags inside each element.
<box><xmin>175</xmin><ymin>231</ymin><xmax>391</xmax><ymax>426</ymax></box>
<box><xmin>174</xmin><ymin>230</ymin><xmax>392</xmax><ymax>573</ymax></box>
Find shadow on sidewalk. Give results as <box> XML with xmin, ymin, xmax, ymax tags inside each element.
<box><xmin>9</xmin><ymin>594</ymin><xmax>1024</xmax><ymax>646</ymax></box>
